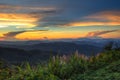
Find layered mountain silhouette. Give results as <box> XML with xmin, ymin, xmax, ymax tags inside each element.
<box><xmin>0</xmin><ymin>38</ymin><xmax>120</xmax><ymax>64</ymax></box>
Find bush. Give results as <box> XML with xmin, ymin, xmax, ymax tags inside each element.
<box><xmin>0</xmin><ymin>50</ymin><xmax>120</xmax><ymax>80</ymax></box>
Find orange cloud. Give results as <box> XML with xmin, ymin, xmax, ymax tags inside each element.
<box><xmin>66</xmin><ymin>21</ymin><xmax>120</xmax><ymax>26</ymax></box>
<box><xmin>0</xmin><ymin>13</ymin><xmax>42</xmax><ymax>28</ymax></box>
<box><xmin>0</xmin><ymin>37</ymin><xmax>4</xmax><ymax>41</ymax></box>
<box><xmin>85</xmin><ymin>11</ymin><xmax>120</xmax><ymax>21</ymax></box>
<box><xmin>65</xmin><ymin>11</ymin><xmax>120</xmax><ymax>27</ymax></box>
<box><xmin>0</xmin><ymin>4</ymin><xmax>57</xmax><ymax>28</ymax></box>
<box><xmin>85</xmin><ymin>30</ymin><xmax>119</xmax><ymax>37</ymax></box>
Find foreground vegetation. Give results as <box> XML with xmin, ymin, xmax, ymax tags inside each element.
<box><xmin>0</xmin><ymin>50</ymin><xmax>120</xmax><ymax>80</ymax></box>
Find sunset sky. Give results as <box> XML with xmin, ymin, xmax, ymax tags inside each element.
<box><xmin>0</xmin><ymin>0</ymin><xmax>120</xmax><ymax>41</ymax></box>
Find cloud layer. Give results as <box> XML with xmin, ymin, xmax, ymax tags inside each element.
<box><xmin>86</xmin><ymin>30</ymin><xmax>120</xmax><ymax>37</ymax></box>
<box><xmin>0</xmin><ymin>3</ymin><xmax>58</xmax><ymax>29</ymax></box>
<box><xmin>1</xmin><ymin>30</ymin><xmax>48</xmax><ymax>40</ymax></box>
<box><xmin>65</xmin><ymin>11</ymin><xmax>120</xmax><ymax>27</ymax></box>
<box><xmin>0</xmin><ymin>0</ymin><xmax>120</xmax><ymax>40</ymax></box>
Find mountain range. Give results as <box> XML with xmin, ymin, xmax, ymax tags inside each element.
<box><xmin>0</xmin><ymin>38</ymin><xmax>120</xmax><ymax>64</ymax></box>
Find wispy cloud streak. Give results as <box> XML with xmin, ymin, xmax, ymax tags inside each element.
<box><xmin>86</xmin><ymin>30</ymin><xmax>119</xmax><ymax>37</ymax></box>
<box><xmin>1</xmin><ymin>29</ymin><xmax>49</xmax><ymax>40</ymax></box>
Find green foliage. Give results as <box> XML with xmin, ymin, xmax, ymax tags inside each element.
<box><xmin>48</xmin><ymin>53</ymin><xmax>89</xmax><ymax>79</ymax></box>
<box><xmin>0</xmin><ymin>50</ymin><xmax>120</xmax><ymax>80</ymax></box>
<box><xmin>70</xmin><ymin>60</ymin><xmax>120</xmax><ymax>80</ymax></box>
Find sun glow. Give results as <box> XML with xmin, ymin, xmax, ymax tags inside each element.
<box><xmin>0</xmin><ymin>13</ymin><xmax>41</xmax><ymax>28</ymax></box>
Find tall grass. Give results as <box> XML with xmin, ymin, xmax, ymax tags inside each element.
<box><xmin>0</xmin><ymin>50</ymin><xmax>120</xmax><ymax>80</ymax></box>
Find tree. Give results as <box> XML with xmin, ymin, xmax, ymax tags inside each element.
<box><xmin>104</xmin><ymin>41</ymin><xmax>114</xmax><ymax>51</ymax></box>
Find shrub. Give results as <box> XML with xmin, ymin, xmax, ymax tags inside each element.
<box><xmin>0</xmin><ymin>50</ymin><xmax>120</xmax><ymax>80</ymax></box>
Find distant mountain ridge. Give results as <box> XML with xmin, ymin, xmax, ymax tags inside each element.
<box><xmin>0</xmin><ymin>38</ymin><xmax>120</xmax><ymax>64</ymax></box>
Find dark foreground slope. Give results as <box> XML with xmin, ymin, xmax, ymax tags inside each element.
<box><xmin>0</xmin><ymin>46</ymin><xmax>57</xmax><ymax>64</ymax></box>
<box><xmin>0</xmin><ymin>50</ymin><xmax>120</xmax><ymax>80</ymax></box>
